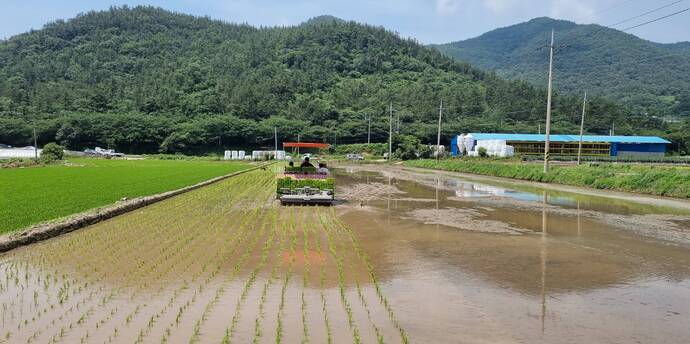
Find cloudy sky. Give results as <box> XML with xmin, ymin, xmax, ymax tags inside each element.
<box><xmin>2</xmin><ymin>0</ymin><xmax>689</xmax><ymax>43</ymax></box>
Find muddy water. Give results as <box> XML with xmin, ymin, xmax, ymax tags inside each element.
<box><xmin>335</xmin><ymin>165</ymin><xmax>690</xmax><ymax>343</ymax></box>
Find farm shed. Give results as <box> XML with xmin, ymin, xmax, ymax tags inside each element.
<box><xmin>451</xmin><ymin>133</ymin><xmax>670</xmax><ymax>158</ymax></box>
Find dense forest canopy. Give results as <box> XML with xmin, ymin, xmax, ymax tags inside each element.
<box><xmin>433</xmin><ymin>17</ymin><xmax>690</xmax><ymax>119</ymax></box>
<box><xmin>0</xmin><ymin>7</ymin><xmax>688</xmax><ymax>154</ymax></box>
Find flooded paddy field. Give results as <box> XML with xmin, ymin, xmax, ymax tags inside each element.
<box><xmin>1</xmin><ymin>165</ymin><xmax>689</xmax><ymax>343</ymax></box>
<box><xmin>335</xmin><ymin>165</ymin><xmax>690</xmax><ymax>343</ymax></box>
<box><xmin>0</xmin><ymin>169</ymin><xmax>407</xmax><ymax>344</ymax></box>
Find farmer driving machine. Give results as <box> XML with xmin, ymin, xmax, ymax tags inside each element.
<box><xmin>276</xmin><ymin>142</ymin><xmax>335</xmax><ymax>205</ymax></box>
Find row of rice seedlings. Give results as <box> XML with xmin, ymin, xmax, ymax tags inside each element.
<box><xmin>298</xmin><ymin>206</ymin><xmax>310</xmax><ymax>344</ymax></box>
<box><xmin>181</xmin><ymin>185</ymin><xmax>273</xmax><ymax>343</ymax></box>
<box><xmin>130</xmin><ymin>205</ymin><xmax>260</xmax><ymax>344</ymax></box>
<box><xmin>135</xmin><ymin>172</ymin><xmax>274</xmax><ymax>343</ymax></box>
<box><xmin>38</xmin><ymin>168</ymin><xmax>268</xmax><ymax>340</ymax></box>
<box><xmin>327</xmin><ymin>208</ymin><xmax>409</xmax><ymax>344</ymax></box>
<box><xmin>274</xmin><ymin>205</ymin><xmax>298</xmax><ymax>344</ymax></box>
<box><xmin>320</xmin><ymin>211</ymin><xmax>384</xmax><ymax>343</ymax></box>
<box><xmin>29</xmin><ymin>184</ymin><xmax>216</xmax><ymax>314</ymax></box>
<box><xmin>5</xmin><ymin>168</ymin><xmax>268</xmax><ymax>340</ymax></box>
<box><xmin>2</xmin><ymin>215</ymin><xmax>163</xmax><ymax>341</ymax></box>
<box><xmin>86</xmin><ymin>172</ymin><xmax>272</xmax><ymax>338</ymax></box>
<box><xmin>8</xmin><ymin>210</ymin><xmax>178</xmax><ymax>342</ymax></box>
<box><xmin>223</xmin><ymin>205</ymin><xmax>279</xmax><ymax>343</ymax></box>
<box><xmin>251</xmin><ymin>209</ymin><xmax>286</xmax><ymax>344</ymax></box>
<box><xmin>48</xmin><ymin>188</ymin><xmax>231</xmax><ymax>344</ymax></box>
<box><xmin>31</xmin><ymin>172</ymin><xmax>230</xmax><ymax>279</ymax></box>
<box><xmin>316</xmin><ymin>206</ymin><xmax>361</xmax><ymax>344</ymax></box>
<box><xmin>1</xmin><ymin>256</ymin><xmax>89</xmax><ymax>332</ymax></box>
<box><xmin>308</xmin><ymin>207</ymin><xmax>333</xmax><ymax>344</ymax></box>
<box><xmin>18</xmin><ymin>175</ymin><xmax>213</xmax><ymax>297</ymax></box>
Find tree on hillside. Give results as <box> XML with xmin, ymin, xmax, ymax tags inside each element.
<box><xmin>0</xmin><ymin>6</ymin><xmax>679</xmax><ymax>154</ymax></box>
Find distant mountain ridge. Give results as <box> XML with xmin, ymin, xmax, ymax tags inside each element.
<box><xmin>433</xmin><ymin>17</ymin><xmax>690</xmax><ymax>117</ymax></box>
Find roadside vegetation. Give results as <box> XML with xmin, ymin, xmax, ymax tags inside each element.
<box><xmin>406</xmin><ymin>159</ymin><xmax>690</xmax><ymax>198</ymax></box>
<box><xmin>0</xmin><ymin>158</ymin><xmax>250</xmax><ymax>233</ymax></box>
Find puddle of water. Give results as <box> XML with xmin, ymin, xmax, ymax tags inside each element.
<box><xmin>335</xmin><ymin>165</ymin><xmax>690</xmax><ymax>343</ymax></box>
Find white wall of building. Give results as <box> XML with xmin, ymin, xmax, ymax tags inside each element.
<box><xmin>0</xmin><ymin>148</ymin><xmax>42</xmax><ymax>159</ymax></box>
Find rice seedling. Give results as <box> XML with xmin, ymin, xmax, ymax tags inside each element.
<box><xmin>251</xmin><ymin>233</ymin><xmax>282</xmax><ymax>344</ymax></box>
<box><xmin>328</xmin><ymin>208</ymin><xmax>409</xmax><ymax>344</ymax></box>
<box><xmin>298</xmin><ymin>206</ymin><xmax>311</xmax><ymax>344</ymax></box>
<box><xmin>317</xmin><ymin>207</ymin><xmax>361</xmax><ymax>344</ymax></box>
<box><xmin>224</xmin><ymin>205</ymin><xmax>278</xmax><ymax>343</ymax></box>
<box><xmin>180</xmin><ymin>192</ymin><xmax>270</xmax><ymax>343</ymax></box>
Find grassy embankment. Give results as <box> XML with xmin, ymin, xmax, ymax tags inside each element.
<box><xmin>406</xmin><ymin>159</ymin><xmax>690</xmax><ymax>198</ymax></box>
<box><xmin>0</xmin><ymin>158</ymin><xmax>250</xmax><ymax>234</ymax></box>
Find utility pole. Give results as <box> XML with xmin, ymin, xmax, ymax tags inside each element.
<box><xmin>612</xmin><ymin>122</ymin><xmax>615</xmax><ymax>136</ymax></box>
<box><xmin>538</xmin><ymin>123</ymin><xmax>541</xmax><ymax>135</ymax></box>
<box><xmin>33</xmin><ymin>125</ymin><xmax>38</xmax><ymax>160</ymax></box>
<box><xmin>274</xmin><ymin>127</ymin><xmax>278</xmax><ymax>158</ymax></box>
<box><xmin>365</xmin><ymin>114</ymin><xmax>371</xmax><ymax>144</ymax></box>
<box><xmin>436</xmin><ymin>99</ymin><xmax>443</xmax><ymax>162</ymax></box>
<box><xmin>543</xmin><ymin>29</ymin><xmax>555</xmax><ymax>173</ymax></box>
<box><xmin>577</xmin><ymin>92</ymin><xmax>587</xmax><ymax>165</ymax></box>
<box><xmin>388</xmin><ymin>102</ymin><xmax>393</xmax><ymax>161</ymax></box>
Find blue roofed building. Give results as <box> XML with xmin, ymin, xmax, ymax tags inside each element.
<box><xmin>451</xmin><ymin>133</ymin><xmax>670</xmax><ymax>158</ymax></box>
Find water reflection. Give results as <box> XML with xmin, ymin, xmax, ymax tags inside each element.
<box><xmin>336</xmin><ymin>166</ymin><xmax>690</xmax><ymax>343</ymax></box>
<box><xmin>338</xmin><ymin>166</ymin><xmax>690</xmax><ymax>343</ymax></box>
<box><xmin>436</xmin><ymin>173</ymin><xmax>690</xmax><ymax>216</ymax></box>
<box><xmin>340</xmin><ymin>170</ymin><xmax>689</xmax><ymax>287</ymax></box>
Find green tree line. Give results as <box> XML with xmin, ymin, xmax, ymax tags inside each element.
<box><xmin>1</xmin><ymin>7</ymin><xmax>687</xmax><ymax>154</ymax></box>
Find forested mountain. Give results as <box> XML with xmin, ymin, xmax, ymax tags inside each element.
<box><xmin>0</xmin><ymin>7</ymin><xmax>686</xmax><ymax>154</ymax></box>
<box><xmin>433</xmin><ymin>17</ymin><xmax>690</xmax><ymax>119</ymax></box>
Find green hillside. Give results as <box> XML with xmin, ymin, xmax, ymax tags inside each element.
<box><xmin>433</xmin><ymin>17</ymin><xmax>690</xmax><ymax>119</ymax></box>
<box><xmin>0</xmin><ymin>8</ymin><xmax>686</xmax><ymax>154</ymax></box>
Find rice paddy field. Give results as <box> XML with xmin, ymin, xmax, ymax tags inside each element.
<box><xmin>0</xmin><ymin>168</ymin><xmax>408</xmax><ymax>343</ymax></box>
<box><xmin>0</xmin><ymin>158</ymin><xmax>250</xmax><ymax>234</ymax></box>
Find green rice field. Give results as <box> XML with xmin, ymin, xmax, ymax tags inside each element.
<box><xmin>0</xmin><ymin>158</ymin><xmax>250</xmax><ymax>234</ymax></box>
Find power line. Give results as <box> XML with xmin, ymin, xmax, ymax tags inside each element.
<box><xmin>620</xmin><ymin>6</ymin><xmax>690</xmax><ymax>31</ymax></box>
<box><xmin>609</xmin><ymin>0</ymin><xmax>684</xmax><ymax>27</ymax></box>
<box><xmin>556</xmin><ymin>0</ymin><xmax>688</xmax><ymax>53</ymax></box>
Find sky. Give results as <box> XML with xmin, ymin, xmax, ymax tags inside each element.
<box><xmin>1</xmin><ymin>0</ymin><xmax>690</xmax><ymax>44</ymax></box>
